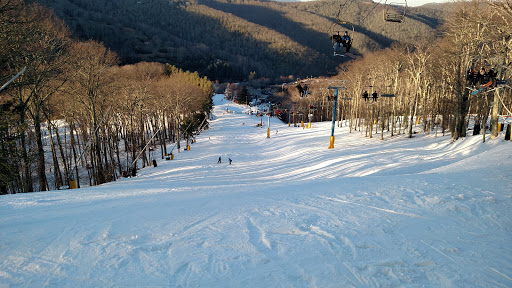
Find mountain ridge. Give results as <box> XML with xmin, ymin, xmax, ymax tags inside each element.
<box><xmin>36</xmin><ymin>0</ymin><xmax>449</xmax><ymax>81</ymax></box>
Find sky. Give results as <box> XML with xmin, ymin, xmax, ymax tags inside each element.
<box><xmin>405</xmin><ymin>0</ymin><xmax>453</xmax><ymax>7</ymax></box>
<box><xmin>0</xmin><ymin>94</ymin><xmax>511</xmax><ymax>287</ymax></box>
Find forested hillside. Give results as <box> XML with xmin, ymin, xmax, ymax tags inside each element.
<box><xmin>36</xmin><ymin>0</ymin><xmax>448</xmax><ymax>81</ymax></box>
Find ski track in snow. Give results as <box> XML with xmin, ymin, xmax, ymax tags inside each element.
<box><xmin>1</xmin><ymin>94</ymin><xmax>511</xmax><ymax>287</ymax></box>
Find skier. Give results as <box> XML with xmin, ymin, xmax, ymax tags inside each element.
<box><xmin>229</xmin><ymin>158</ymin><xmax>232</xmax><ymax>165</ymax></box>
<box><xmin>218</xmin><ymin>156</ymin><xmax>222</xmax><ymax>164</ymax></box>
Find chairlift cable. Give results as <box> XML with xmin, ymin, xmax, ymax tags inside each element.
<box><xmin>359</xmin><ymin>0</ymin><xmax>384</xmax><ymax>24</ymax></box>
<box><xmin>494</xmin><ymin>86</ymin><xmax>512</xmax><ymax>116</ymax></box>
<box><xmin>328</xmin><ymin>1</ymin><xmax>355</xmax><ymax>36</ymax></box>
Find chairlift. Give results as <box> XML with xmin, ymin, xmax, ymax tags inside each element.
<box><xmin>383</xmin><ymin>0</ymin><xmax>407</xmax><ymax>23</ymax></box>
<box><xmin>466</xmin><ymin>56</ymin><xmax>510</xmax><ymax>90</ymax></box>
<box><xmin>329</xmin><ymin>3</ymin><xmax>355</xmax><ymax>56</ymax></box>
<box><xmin>467</xmin><ymin>56</ymin><xmax>496</xmax><ymax>72</ymax></box>
<box><xmin>380</xmin><ymin>84</ymin><xmax>397</xmax><ymax>98</ymax></box>
<box><xmin>330</xmin><ymin>23</ymin><xmax>355</xmax><ymax>56</ymax></box>
<box><xmin>360</xmin><ymin>84</ymin><xmax>381</xmax><ymax>101</ymax></box>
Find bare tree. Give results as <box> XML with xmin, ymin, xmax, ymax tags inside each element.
<box><xmin>68</xmin><ymin>40</ymin><xmax>119</xmax><ymax>185</ymax></box>
<box><xmin>5</xmin><ymin>3</ymin><xmax>72</xmax><ymax>191</ymax></box>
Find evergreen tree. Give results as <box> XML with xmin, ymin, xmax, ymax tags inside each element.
<box><xmin>239</xmin><ymin>86</ymin><xmax>250</xmax><ymax>105</ymax></box>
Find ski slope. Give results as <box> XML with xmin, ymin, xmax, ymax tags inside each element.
<box><xmin>1</xmin><ymin>94</ymin><xmax>511</xmax><ymax>287</ymax></box>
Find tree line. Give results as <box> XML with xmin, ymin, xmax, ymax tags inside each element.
<box><xmin>276</xmin><ymin>0</ymin><xmax>511</xmax><ymax>142</ymax></box>
<box><xmin>0</xmin><ymin>0</ymin><xmax>213</xmax><ymax>194</ymax></box>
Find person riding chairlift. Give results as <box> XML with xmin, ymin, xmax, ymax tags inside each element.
<box><xmin>478</xmin><ymin>67</ymin><xmax>487</xmax><ymax>85</ymax></box>
<box><xmin>331</xmin><ymin>31</ymin><xmax>343</xmax><ymax>55</ymax></box>
<box><xmin>362</xmin><ymin>90</ymin><xmax>369</xmax><ymax>102</ymax></box>
<box><xmin>487</xmin><ymin>67</ymin><xmax>497</xmax><ymax>87</ymax></box>
<box><xmin>466</xmin><ymin>68</ymin><xmax>477</xmax><ymax>86</ymax></box>
<box><xmin>303</xmin><ymin>84</ymin><xmax>308</xmax><ymax>97</ymax></box>
<box><xmin>372</xmin><ymin>91</ymin><xmax>378</xmax><ymax>102</ymax></box>
<box><xmin>341</xmin><ymin>31</ymin><xmax>352</xmax><ymax>53</ymax></box>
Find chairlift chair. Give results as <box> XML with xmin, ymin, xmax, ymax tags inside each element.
<box><xmin>330</xmin><ymin>19</ymin><xmax>355</xmax><ymax>55</ymax></box>
<box><xmin>383</xmin><ymin>1</ymin><xmax>407</xmax><ymax>23</ymax></box>
<box><xmin>466</xmin><ymin>56</ymin><xmax>510</xmax><ymax>89</ymax></box>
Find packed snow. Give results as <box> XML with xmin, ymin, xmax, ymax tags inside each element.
<box><xmin>1</xmin><ymin>94</ymin><xmax>511</xmax><ymax>287</ymax></box>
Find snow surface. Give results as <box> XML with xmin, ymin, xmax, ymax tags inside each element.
<box><xmin>1</xmin><ymin>94</ymin><xmax>511</xmax><ymax>287</ymax></box>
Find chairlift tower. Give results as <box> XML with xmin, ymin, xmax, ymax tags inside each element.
<box><xmin>328</xmin><ymin>83</ymin><xmax>347</xmax><ymax>149</ymax></box>
<box><xmin>288</xmin><ymin>104</ymin><xmax>293</xmax><ymax>127</ymax></box>
<box><xmin>267</xmin><ymin>113</ymin><xmax>271</xmax><ymax>138</ymax></box>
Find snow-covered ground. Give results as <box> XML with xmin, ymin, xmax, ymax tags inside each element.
<box><xmin>1</xmin><ymin>94</ymin><xmax>511</xmax><ymax>287</ymax></box>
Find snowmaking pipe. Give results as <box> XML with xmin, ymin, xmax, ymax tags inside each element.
<box><xmin>166</xmin><ymin>118</ymin><xmax>197</xmax><ymax>157</ymax></box>
<box><xmin>0</xmin><ymin>66</ymin><xmax>27</xmax><ymax>92</ymax></box>
<box><xmin>128</xmin><ymin>126</ymin><xmax>162</xmax><ymax>173</ymax></box>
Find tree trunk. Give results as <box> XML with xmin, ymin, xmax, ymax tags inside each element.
<box><xmin>114</xmin><ymin>126</ymin><xmax>122</xmax><ymax>176</ymax></box>
<box><xmin>47</xmin><ymin>120</ymin><xmax>63</xmax><ymax>190</ymax></box>
<box><xmin>93</xmin><ymin>107</ymin><xmax>105</xmax><ymax>184</ymax></box>
<box><xmin>130</xmin><ymin>114</ymin><xmax>137</xmax><ymax>170</ymax></box>
<box><xmin>54</xmin><ymin>123</ymin><xmax>69</xmax><ymax>182</ymax></box>
<box><xmin>19</xmin><ymin>109</ymin><xmax>33</xmax><ymax>192</ymax></box>
<box><xmin>34</xmin><ymin>112</ymin><xmax>49</xmax><ymax>191</ymax></box>
<box><xmin>490</xmin><ymin>88</ymin><xmax>501</xmax><ymax>140</ymax></box>
<box><xmin>68</xmin><ymin>123</ymin><xmax>80</xmax><ymax>188</ymax></box>
<box><xmin>408</xmin><ymin>91</ymin><xmax>418</xmax><ymax>138</ymax></box>
<box><xmin>453</xmin><ymin>56</ymin><xmax>469</xmax><ymax>140</ymax></box>
<box><xmin>102</xmin><ymin>127</ymin><xmax>110</xmax><ymax>181</ymax></box>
